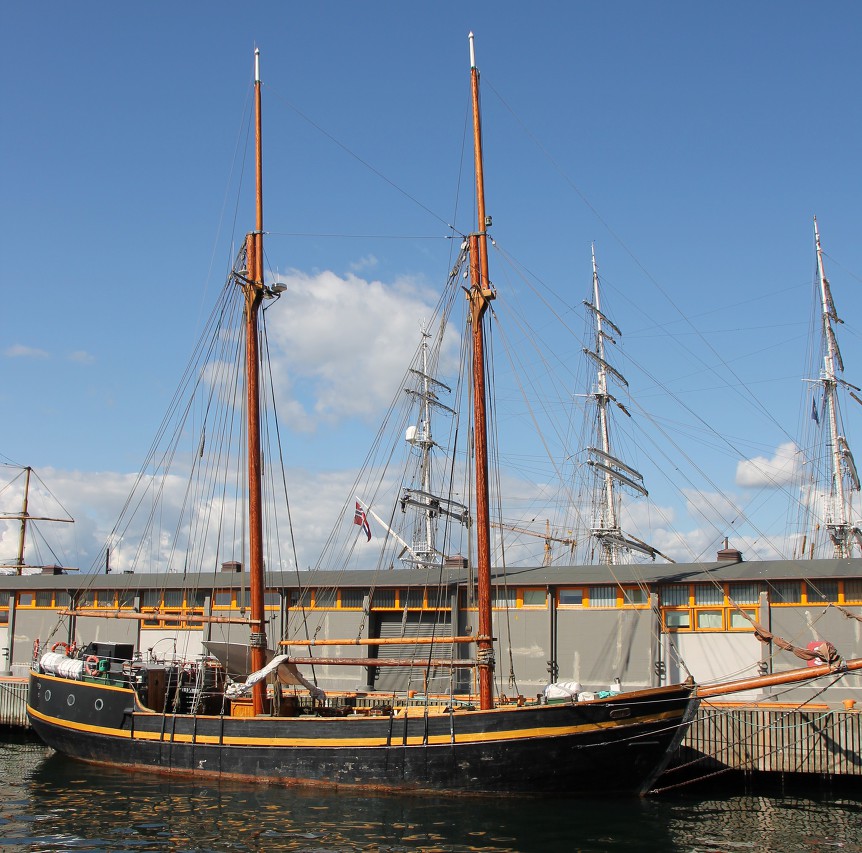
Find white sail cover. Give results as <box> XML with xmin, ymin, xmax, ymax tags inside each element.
<box><xmin>40</xmin><ymin>652</ymin><xmax>85</xmax><ymax>679</ymax></box>
<box><xmin>224</xmin><ymin>653</ymin><xmax>326</xmax><ymax>701</ymax></box>
<box><xmin>543</xmin><ymin>680</ymin><xmax>582</xmax><ymax>700</ymax></box>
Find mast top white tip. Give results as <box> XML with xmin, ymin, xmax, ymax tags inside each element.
<box><xmin>468</xmin><ymin>32</ymin><xmax>476</xmax><ymax>69</ymax></box>
<box><xmin>254</xmin><ymin>47</ymin><xmax>260</xmax><ymax>83</ymax></box>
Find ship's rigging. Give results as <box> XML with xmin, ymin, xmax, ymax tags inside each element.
<box><xmin>795</xmin><ymin>217</ymin><xmax>862</xmax><ymax>559</ymax></box>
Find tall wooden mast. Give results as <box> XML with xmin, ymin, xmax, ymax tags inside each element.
<box><xmin>467</xmin><ymin>32</ymin><xmax>496</xmax><ymax>711</ymax></box>
<box><xmin>242</xmin><ymin>47</ymin><xmax>268</xmax><ymax>714</ymax></box>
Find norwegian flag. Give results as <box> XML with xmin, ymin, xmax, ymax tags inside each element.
<box><xmin>353</xmin><ymin>501</ymin><xmax>371</xmax><ymax>541</ymax></box>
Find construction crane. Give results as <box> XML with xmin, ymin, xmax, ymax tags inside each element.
<box><xmin>491</xmin><ymin>520</ymin><xmax>576</xmax><ymax>566</ymax></box>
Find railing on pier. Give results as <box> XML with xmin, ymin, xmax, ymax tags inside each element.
<box><xmin>0</xmin><ymin>678</ymin><xmax>29</xmax><ymax>728</ymax></box>
<box><xmin>667</xmin><ymin>702</ymin><xmax>862</xmax><ymax>784</ymax></box>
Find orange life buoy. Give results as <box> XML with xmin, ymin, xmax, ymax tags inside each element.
<box><xmin>51</xmin><ymin>641</ymin><xmax>70</xmax><ymax>655</ymax></box>
<box><xmin>84</xmin><ymin>655</ymin><xmax>100</xmax><ymax>676</ymax></box>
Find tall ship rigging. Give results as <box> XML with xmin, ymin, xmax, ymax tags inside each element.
<box><xmin>794</xmin><ymin>217</ymin><xmax>862</xmax><ymax>559</ymax></box>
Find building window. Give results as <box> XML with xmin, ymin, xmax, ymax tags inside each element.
<box><xmin>371</xmin><ymin>589</ymin><xmax>397</xmax><ymax>609</ymax></box>
<box><xmin>118</xmin><ymin>590</ymin><xmax>136</xmax><ymax>609</ymax></box>
<box><xmin>76</xmin><ymin>590</ymin><xmax>96</xmax><ymax>608</ymax></box>
<box><xmin>694</xmin><ymin>584</ymin><xmax>724</xmax><ymax>606</ymax></box>
<box><xmin>729</xmin><ymin>608</ymin><xmax>757</xmax><ymax>630</ymax></box>
<box><xmin>589</xmin><ymin>585</ymin><xmax>617</xmax><ymax>608</ymax></box>
<box><xmin>558</xmin><ymin>588</ymin><xmax>584</xmax><ymax>606</ymax></box>
<box><xmin>188</xmin><ymin>589</ymin><xmax>207</xmax><ymax>609</ymax></box>
<box><xmin>404</xmin><ymin>588</ymin><xmax>426</xmax><ymax>609</ymax></box>
<box><xmin>695</xmin><ymin>609</ymin><xmax>724</xmax><ymax>630</ymax></box>
<box><xmin>664</xmin><ymin>610</ymin><xmax>690</xmax><ymax>629</ymax></box>
<box><xmin>844</xmin><ymin>580</ymin><xmax>862</xmax><ymax>603</ymax></box>
<box><xmin>35</xmin><ymin>591</ymin><xmax>54</xmax><ymax>608</ymax></box>
<box><xmin>660</xmin><ymin>586</ymin><xmax>689</xmax><ymax>607</ymax></box>
<box><xmin>340</xmin><ymin>589</ymin><xmax>366</xmax><ymax>609</ymax></box>
<box><xmin>729</xmin><ymin>583</ymin><xmax>760</xmax><ymax>605</ymax></box>
<box><xmin>622</xmin><ymin>587</ymin><xmax>648</xmax><ymax>606</ymax></box>
<box><xmin>213</xmin><ymin>590</ymin><xmax>233</xmax><ymax>608</ymax></box>
<box><xmin>771</xmin><ymin>581</ymin><xmax>802</xmax><ymax>604</ymax></box>
<box><xmin>521</xmin><ymin>588</ymin><xmax>547</xmax><ymax>607</ymax></box>
<box><xmin>808</xmin><ymin>580</ymin><xmax>839</xmax><ymax>604</ymax></box>
<box><xmin>163</xmin><ymin>590</ymin><xmax>183</xmax><ymax>609</ymax></box>
<box><xmin>140</xmin><ymin>590</ymin><xmax>161</xmax><ymax>609</ymax></box>
<box><xmin>288</xmin><ymin>589</ymin><xmax>312</xmax><ymax>609</ymax></box>
<box><xmin>492</xmin><ymin>588</ymin><xmax>517</xmax><ymax>609</ymax></box>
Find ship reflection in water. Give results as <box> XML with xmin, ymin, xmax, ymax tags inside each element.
<box><xmin>2</xmin><ymin>740</ymin><xmax>862</xmax><ymax>852</ymax></box>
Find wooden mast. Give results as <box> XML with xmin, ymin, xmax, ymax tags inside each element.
<box><xmin>15</xmin><ymin>466</ymin><xmax>32</xmax><ymax>576</ymax></box>
<box><xmin>468</xmin><ymin>32</ymin><xmax>496</xmax><ymax>711</ymax></box>
<box><xmin>243</xmin><ymin>47</ymin><xmax>268</xmax><ymax>715</ymax></box>
<box><xmin>1</xmin><ymin>466</ymin><xmax>74</xmax><ymax>575</ymax></box>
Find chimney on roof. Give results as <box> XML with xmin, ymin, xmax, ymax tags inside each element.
<box><xmin>717</xmin><ymin>537</ymin><xmax>744</xmax><ymax>562</ymax></box>
<box><xmin>444</xmin><ymin>555</ymin><xmax>468</xmax><ymax>569</ymax></box>
<box><xmin>221</xmin><ymin>560</ymin><xmax>243</xmax><ymax>573</ymax></box>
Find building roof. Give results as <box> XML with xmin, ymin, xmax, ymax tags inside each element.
<box><xmin>1</xmin><ymin>558</ymin><xmax>860</xmax><ymax>592</ymax></box>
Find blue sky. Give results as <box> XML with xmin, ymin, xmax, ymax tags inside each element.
<box><xmin>2</xmin><ymin>2</ymin><xmax>862</xmax><ymax>571</ymax></box>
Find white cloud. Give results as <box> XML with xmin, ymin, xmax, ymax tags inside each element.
<box><xmin>348</xmin><ymin>254</ymin><xmax>378</xmax><ymax>274</ymax></box>
<box><xmin>5</xmin><ymin>344</ymin><xmax>49</xmax><ymax>359</ymax></box>
<box><xmin>0</xmin><ymin>464</ymin><xmax>362</xmax><ymax>574</ymax></box>
<box><xmin>67</xmin><ymin>350</ymin><xmax>95</xmax><ymax>364</ymax></box>
<box><xmin>683</xmin><ymin>488</ymin><xmax>743</xmax><ymax>529</ymax></box>
<box><xmin>267</xmin><ymin>269</ymin><xmax>454</xmax><ymax>430</ymax></box>
<box><xmin>736</xmin><ymin>441</ymin><xmax>800</xmax><ymax>488</ymax></box>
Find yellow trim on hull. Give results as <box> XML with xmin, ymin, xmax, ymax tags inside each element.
<box><xmin>28</xmin><ymin>702</ymin><xmax>686</xmax><ymax>749</ymax></box>
<box><xmin>32</xmin><ymin>670</ymin><xmax>136</xmax><ymax>696</ymax></box>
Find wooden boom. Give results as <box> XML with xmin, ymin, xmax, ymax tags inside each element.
<box><xmin>279</xmin><ymin>636</ymin><xmax>480</xmax><ymax>647</ymax></box>
<box><xmin>698</xmin><ymin>655</ymin><xmax>862</xmax><ymax>699</ymax></box>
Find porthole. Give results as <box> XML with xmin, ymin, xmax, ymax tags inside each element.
<box><xmin>94</xmin><ymin>698</ymin><xmax>104</xmax><ymax>711</ymax></box>
<box><xmin>67</xmin><ymin>694</ymin><xmax>76</xmax><ymax>707</ymax></box>
<box><xmin>44</xmin><ymin>689</ymin><xmax>52</xmax><ymax>702</ymax></box>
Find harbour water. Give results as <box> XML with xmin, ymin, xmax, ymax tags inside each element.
<box><xmin>2</xmin><ymin>735</ymin><xmax>861</xmax><ymax>852</ymax></box>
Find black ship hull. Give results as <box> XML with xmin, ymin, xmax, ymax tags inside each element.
<box><xmin>28</xmin><ymin>670</ymin><xmax>698</xmax><ymax>796</ymax></box>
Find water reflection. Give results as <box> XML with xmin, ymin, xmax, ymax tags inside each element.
<box><xmin>1</xmin><ymin>740</ymin><xmax>861</xmax><ymax>852</ymax></box>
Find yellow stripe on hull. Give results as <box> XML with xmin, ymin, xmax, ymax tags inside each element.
<box><xmin>28</xmin><ymin>702</ymin><xmax>686</xmax><ymax>749</ymax></box>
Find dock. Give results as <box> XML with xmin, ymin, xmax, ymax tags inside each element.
<box><xmin>660</xmin><ymin>701</ymin><xmax>862</xmax><ymax>790</ymax></box>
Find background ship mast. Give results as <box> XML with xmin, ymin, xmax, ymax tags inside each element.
<box><xmin>583</xmin><ymin>246</ymin><xmax>669</xmax><ymax>565</ymax></box>
<box><xmin>812</xmin><ymin>217</ymin><xmax>861</xmax><ymax>558</ymax></box>
<box><xmin>401</xmin><ymin>330</ymin><xmax>463</xmax><ymax>567</ymax></box>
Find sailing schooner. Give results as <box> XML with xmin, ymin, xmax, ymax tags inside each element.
<box><xmin>26</xmin><ymin>39</ymin><xmax>703</xmax><ymax>797</ymax></box>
